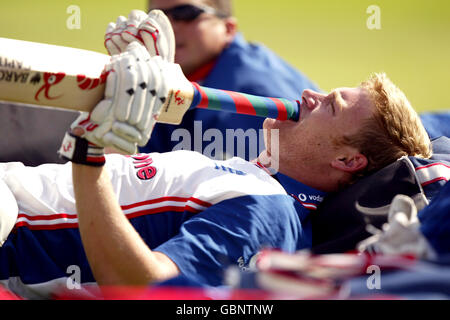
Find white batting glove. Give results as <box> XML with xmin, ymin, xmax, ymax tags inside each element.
<box><xmin>102</xmin><ymin>42</ymin><xmax>169</xmax><ymax>148</ymax></box>
<box><xmin>104</xmin><ymin>10</ymin><xmax>146</xmax><ymax>55</ymax></box>
<box><xmin>59</xmin><ymin>41</ymin><xmax>170</xmax><ymax>163</ymax></box>
<box><xmin>105</xmin><ymin>9</ymin><xmax>175</xmax><ymax>63</ymax></box>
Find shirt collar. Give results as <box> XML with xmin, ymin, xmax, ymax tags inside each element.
<box><xmin>186</xmin><ymin>58</ymin><xmax>218</xmax><ymax>83</ymax></box>
<box><xmin>185</xmin><ymin>33</ymin><xmax>244</xmax><ymax>83</ymax></box>
<box><xmin>253</xmin><ymin>161</ymin><xmax>327</xmax><ymax>211</ymax></box>
<box><xmin>274</xmin><ymin>172</ymin><xmax>327</xmax><ymax>211</ymax></box>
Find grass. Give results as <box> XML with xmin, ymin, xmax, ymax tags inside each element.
<box><xmin>1</xmin><ymin>0</ymin><xmax>449</xmax><ymax>112</ymax></box>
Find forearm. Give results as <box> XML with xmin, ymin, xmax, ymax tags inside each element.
<box><xmin>65</xmin><ymin>29</ymin><xmax>181</xmax><ymax>286</ymax></box>
<box><xmin>72</xmin><ymin>163</ymin><xmax>179</xmax><ymax>286</ymax></box>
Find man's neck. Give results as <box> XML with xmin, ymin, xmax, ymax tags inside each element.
<box><xmin>253</xmin><ymin>153</ymin><xmax>336</xmax><ymax>193</ymax></box>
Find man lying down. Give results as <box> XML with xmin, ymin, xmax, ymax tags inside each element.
<box><xmin>0</xmin><ymin>11</ymin><xmax>431</xmax><ymax>299</ymax></box>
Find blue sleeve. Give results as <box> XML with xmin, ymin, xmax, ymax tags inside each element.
<box><xmin>206</xmin><ymin>33</ymin><xmax>321</xmax><ymax>99</ymax></box>
<box><xmin>154</xmin><ymin>194</ymin><xmax>307</xmax><ymax>286</ymax></box>
<box><xmin>420</xmin><ymin>111</ymin><xmax>450</xmax><ymax>139</ymax></box>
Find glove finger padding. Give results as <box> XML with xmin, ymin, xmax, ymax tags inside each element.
<box><xmin>137</xmin><ymin>55</ymin><xmax>161</xmax><ymax>131</ymax></box>
<box><xmin>126</xmin><ymin>42</ymin><xmax>151</xmax><ymax>125</ymax></box>
<box><xmin>109</xmin><ymin>44</ymin><xmax>166</xmax><ymax>147</ymax></box>
<box><xmin>105</xmin><ymin>10</ymin><xmax>148</xmax><ymax>56</ymax></box>
<box><xmin>110</xmin><ymin>16</ymin><xmax>130</xmax><ymax>53</ymax></box>
<box><xmin>121</xmin><ymin>10</ymin><xmax>148</xmax><ymax>44</ymax></box>
<box><xmin>112</xmin><ymin>54</ymin><xmax>138</xmax><ymax>122</ymax></box>
<box><xmin>138</xmin><ymin>9</ymin><xmax>175</xmax><ymax>62</ymax></box>
<box><xmin>103</xmin><ymin>131</ymin><xmax>138</xmax><ymax>155</ymax></box>
<box><xmin>104</xmin><ymin>9</ymin><xmax>175</xmax><ymax>63</ymax></box>
<box><xmin>91</xmin><ymin>100</ymin><xmax>114</xmax><ymax>140</ymax></box>
<box><xmin>70</xmin><ymin>112</ymin><xmax>106</xmax><ymax>147</ymax></box>
<box><xmin>90</xmin><ymin>62</ymin><xmax>116</xmax><ymax>122</ymax></box>
<box><xmin>136</xmin><ymin>56</ymin><xmax>169</xmax><ymax>146</ymax></box>
<box><xmin>90</xmin><ymin>63</ymin><xmax>117</xmax><ymax>138</ymax></box>
<box><xmin>70</xmin><ymin>112</ymin><xmax>137</xmax><ymax>155</ymax></box>
<box><xmin>112</xmin><ymin>122</ymin><xmax>142</xmax><ymax>142</ymax></box>
<box><xmin>105</xmin><ymin>22</ymin><xmax>121</xmax><ymax>56</ymax></box>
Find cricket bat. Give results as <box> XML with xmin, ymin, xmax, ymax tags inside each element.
<box><xmin>0</xmin><ymin>37</ymin><xmax>300</xmax><ymax>124</ymax></box>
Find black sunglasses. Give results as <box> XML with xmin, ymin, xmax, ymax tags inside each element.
<box><xmin>157</xmin><ymin>4</ymin><xmax>227</xmax><ymax>22</ymax></box>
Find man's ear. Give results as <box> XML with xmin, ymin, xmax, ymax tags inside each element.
<box><xmin>330</xmin><ymin>152</ymin><xmax>368</xmax><ymax>173</ymax></box>
<box><xmin>224</xmin><ymin>17</ymin><xmax>237</xmax><ymax>43</ymax></box>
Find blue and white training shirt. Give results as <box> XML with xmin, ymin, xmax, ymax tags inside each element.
<box><xmin>0</xmin><ymin>150</ymin><xmax>325</xmax><ymax>298</ymax></box>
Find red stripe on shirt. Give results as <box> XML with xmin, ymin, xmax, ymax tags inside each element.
<box><xmin>14</xmin><ymin>222</ymin><xmax>79</xmax><ymax>231</ymax></box>
<box><xmin>415</xmin><ymin>162</ymin><xmax>450</xmax><ymax>171</ymax></box>
<box><xmin>125</xmin><ymin>205</ymin><xmax>202</xmax><ymax>220</ymax></box>
<box><xmin>421</xmin><ymin>176</ymin><xmax>448</xmax><ymax>187</ymax></box>
<box><xmin>17</xmin><ymin>213</ymin><xmax>78</xmax><ymax>221</ymax></box>
<box><xmin>121</xmin><ymin>196</ymin><xmax>211</xmax><ymax>210</ymax></box>
<box><xmin>14</xmin><ymin>197</ymin><xmax>211</xmax><ymax>230</ymax></box>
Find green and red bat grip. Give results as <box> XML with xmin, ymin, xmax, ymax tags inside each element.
<box><xmin>191</xmin><ymin>83</ymin><xmax>300</xmax><ymax>121</ymax></box>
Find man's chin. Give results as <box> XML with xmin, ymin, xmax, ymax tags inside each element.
<box><xmin>256</xmin><ymin>150</ymin><xmax>272</xmax><ymax>170</ymax></box>
<box><xmin>257</xmin><ymin>149</ymin><xmax>280</xmax><ymax>174</ymax></box>
<box><xmin>263</xmin><ymin>118</ymin><xmax>277</xmax><ymax>130</ymax></box>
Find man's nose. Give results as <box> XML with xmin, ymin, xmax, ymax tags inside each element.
<box><xmin>302</xmin><ymin>89</ymin><xmax>323</xmax><ymax>110</ymax></box>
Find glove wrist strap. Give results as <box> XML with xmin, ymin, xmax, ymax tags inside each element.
<box><xmin>58</xmin><ymin>132</ymin><xmax>105</xmax><ymax>166</ymax></box>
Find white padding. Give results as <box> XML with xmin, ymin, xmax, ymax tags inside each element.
<box><xmin>0</xmin><ymin>178</ymin><xmax>18</xmax><ymax>246</ymax></box>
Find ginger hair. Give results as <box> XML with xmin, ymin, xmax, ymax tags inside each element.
<box><xmin>340</xmin><ymin>73</ymin><xmax>432</xmax><ymax>174</ymax></box>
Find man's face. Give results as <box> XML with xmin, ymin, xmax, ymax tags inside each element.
<box><xmin>150</xmin><ymin>0</ymin><xmax>233</xmax><ymax>75</ymax></box>
<box><xmin>263</xmin><ymin>87</ymin><xmax>374</xmax><ymax>179</ymax></box>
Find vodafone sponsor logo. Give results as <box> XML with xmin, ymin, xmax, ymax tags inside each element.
<box><xmin>298</xmin><ymin>193</ymin><xmax>324</xmax><ymax>203</ymax></box>
<box><xmin>292</xmin><ymin>193</ymin><xmax>324</xmax><ymax>211</ymax></box>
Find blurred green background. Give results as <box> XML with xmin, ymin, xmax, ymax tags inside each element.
<box><xmin>0</xmin><ymin>0</ymin><xmax>449</xmax><ymax>112</ymax></box>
